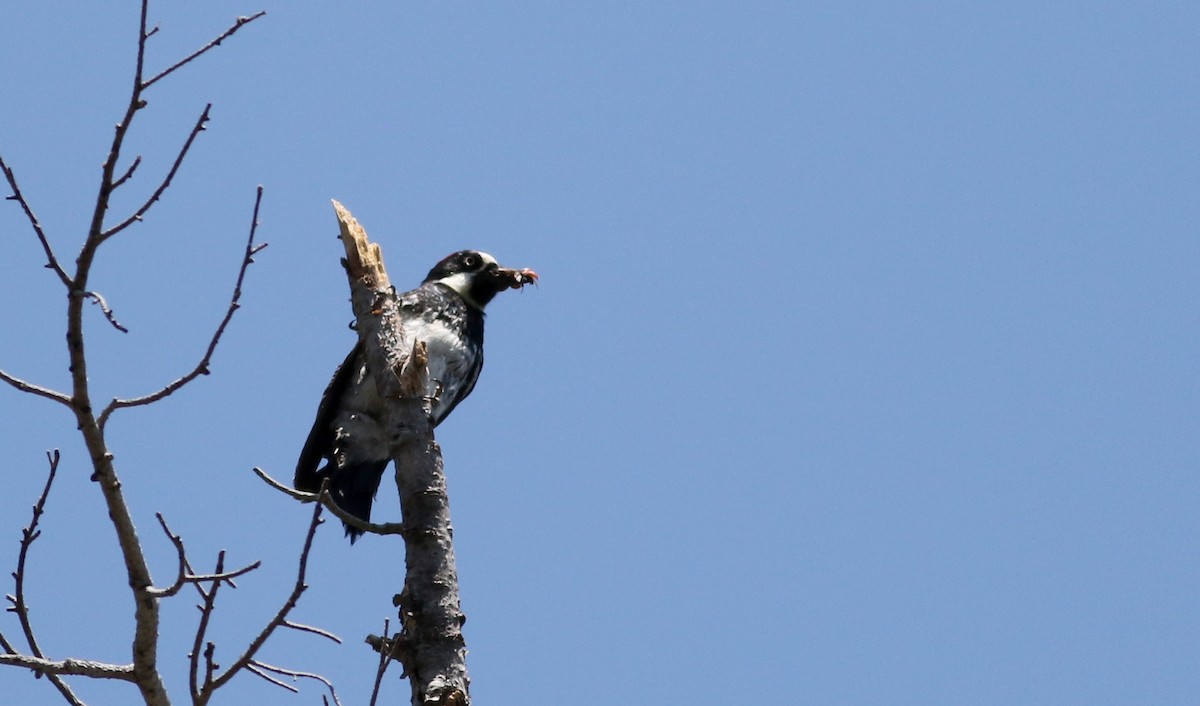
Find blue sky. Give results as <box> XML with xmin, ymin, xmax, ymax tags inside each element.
<box><xmin>1</xmin><ymin>2</ymin><xmax>1197</xmax><ymax>704</ymax></box>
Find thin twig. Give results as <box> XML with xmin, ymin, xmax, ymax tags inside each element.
<box><xmin>150</xmin><ymin>513</ymin><xmax>186</xmax><ymax>597</ymax></box>
<box><xmin>98</xmin><ymin>105</ymin><xmax>212</xmax><ymax>242</ymax></box>
<box><xmin>5</xmin><ymin>451</ymin><xmax>85</xmax><ymax>705</ymax></box>
<box><xmin>252</xmin><ymin>466</ymin><xmax>317</xmax><ymax>501</ymax></box>
<box><xmin>76</xmin><ymin>0</ymin><xmax>150</xmax><ymax>277</ymax></box>
<box><xmin>77</xmin><ymin>290</ymin><xmax>129</xmax><ymax>333</ymax></box>
<box><xmin>11</xmin><ymin>451</ymin><xmax>57</xmax><ymax>649</ymax></box>
<box><xmin>206</xmin><ymin>500</ymin><xmax>324</xmax><ymax>693</ymax></box>
<box><xmin>97</xmin><ymin>186</ymin><xmax>266</xmax><ymax>432</ymax></box>
<box><xmin>189</xmin><ymin>551</ymin><xmax>226</xmax><ymax>704</ymax></box>
<box><xmin>245</xmin><ymin>662</ymin><xmax>299</xmax><ymax>692</ymax></box>
<box><xmin>368</xmin><ymin>618</ymin><xmax>394</xmax><ymax>706</ymax></box>
<box><xmin>111</xmin><ymin>155</ymin><xmax>142</xmax><ymax>190</ymax></box>
<box><xmin>281</xmin><ymin>620</ymin><xmax>342</xmax><ymax>645</ymax></box>
<box><xmin>248</xmin><ymin>660</ymin><xmax>342</xmax><ymax>705</ymax></box>
<box><xmin>317</xmin><ymin>489</ymin><xmax>407</xmax><ymax>539</ymax></box>
<box><xmin>146</xmin><ymin>514</ymin><xmax>260</xmax><ymax>598</ymax></box>
<box><xmin>185</xmin><ymin>563</ymin><xmax>261</xmax><ymax>587</ymax></box>
<box><xmin>0</xmin><ymin>369</ymin><xmax>72</xmax><ymax>407</ymax></box>
<box><xmin>251</xmin><ymin>467</ymin><xmax>408</xmax><ymax>538</ymax></box>
<box><xmin>0</xmin><ymin>154</ymin><xmax>71</xmax><ymax>287</ymax></box>
<box><xmin>191</xmin><ymin>500</ymin><xmax>333</xmax><ymax>704</ymax></box>
<box><xmin>142</xmin><ymin>12</ymin><xmax>267</xmax><ymax>90</ymax></box>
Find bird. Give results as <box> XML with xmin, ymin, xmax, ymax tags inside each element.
<box><xmin>294</xmin><ymin>250</ymin><xmax>537</xmax><ymax>542</ymax></box>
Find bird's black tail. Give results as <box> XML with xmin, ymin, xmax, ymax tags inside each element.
<box><xmin>325</xmin><ymin>460</ymin><xmax>389</xmax><ymax>543</ymax></box>
<box><xmin>295</xmin><ymin>454</ymin><xmax>389</xmax><ymax>543</ymax></box>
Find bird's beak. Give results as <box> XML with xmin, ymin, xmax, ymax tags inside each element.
<box><xmin>491</xmin><ymin>266</ymin><xmax>539</xmax><ymax>291</ymax></box>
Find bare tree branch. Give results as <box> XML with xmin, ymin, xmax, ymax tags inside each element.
<box><xmin>67</xmin><ymin>339</ymin><xmax>167</xmax><ymax>704</ymax></box>
<box><xmin>317</xmin><ymin>488</ymin><xmax>409</xmax><ymax>539</ymax></box>
<box><xmin>186</xmin><ymin>500</ymin><xmax>335</xmax><ymax>705</ymax></box>
<box><xmin>55</xmin><ymin>5</ymin><xmax>265</xmax><ymax>703</ymax></box>
<box><xmin>10</xmin><ymin>451</ymin><xmax>59</xmax><ymax>654</ymax></box>
<box><xmin>189</xmin><ymin>552</ymin><xmax>226</xmax><ymax>705</ymax></box>
<box><xmin>0</xmin><ymin>653</ymin><xmax>135</xmax><ymax>680</ymax></box>
<box><xmin>111</xmin><ymin>155</ymin><xmax>143</xmax><ymax>190</ymax></box>
<box><xmin>142</xmin><ymin>12</ymin><xmax>267</xmax><ymax>90</ymax></box>
<box><xmin>150</xmin><ymin>512</ymin><xmax>187</xmax><ymax>597</ymax></box>
<box><xmin>184</xmin><ymin>563</ymin><xmax>261</xmax><ymax>588</ymax></box>
<box><xmin>0</xmin><ymin>154</ymin><xmax>71</xmax><ymax>287</ymax></box>
<box><xmin>98</xmin><ymin>105</ymin><xmax>211</xmax><ymax>243</ymax></box>
<box><xmin>247</xmin><ymin>660</ymin><xmax>343</xmax><ymax>705</ymax></box>
<box><xmin>78</xmin><ymin>0</ymin><xmax>151</xmax><ymax>271</ymax></box>
<box><xmin>368</xmin><ymin>619</ymin><xmax>395</xmax><ymax>706</ymax></box>
<box><xmin>252</xmin><ymin>466</ymin><xmax>409</xmax><ymax>538</ymax></box>
<box><xmin>281</xmin><ymin>620</ymin><xmax>342</xmax><ymax>645</ymax></box>
<box><xmin>77</xmin><ymin>289</ymin><xmax>129</xmax><ymax>333</ymax></box>
<box><xmin>3</xmin><ymin>450</ymin><xmax>87</xmax><ymax>706</ymax></box>
<box><xmin>98</xmin><ymin>186</ymin><xmax>266</xmax><ymax>431</ymax></box>
<box><xmin>0</xmin><ymin>632</ymin><xmax>17</xmax><ymax>657</ymax></box>
<box><xmin>205</xmin><ymin>500</ymin><xmax>324</xmax><ymax>694</ymax></box>
<box><xmin>246</xmin><ymin>661</ymin><xmax>299</xmax><ymax>692</ymax></box>
<box><xmin>252</xmin><ymin>466</ymin><xmax>318</xmax><ymax>500</ymax></box>
<box><xmin>3</xmin><ymin>3</ymin><xmax>273</xmax><ymax>705</ymax></box>
<box><xmin>147</xmin><ymin>513</ymin><xmax>261</xmax><ymax>598</ymax></box>
<box><xmin>0</xmin><ymin>369</ymin><xmax>72</xmax><ymax>407</ymax></box>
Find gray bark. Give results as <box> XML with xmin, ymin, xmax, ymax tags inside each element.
<box><xmin>333</xmin><ymin>201</ymin><xmax>470</xmax><ymax>706</ymax></box>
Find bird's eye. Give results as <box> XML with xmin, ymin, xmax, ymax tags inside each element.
<box><xmin>463</xmin><ymin>254</ymin><xmax>480</xmax><ymax>269</ymax></box>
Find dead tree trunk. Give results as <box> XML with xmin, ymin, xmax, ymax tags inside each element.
<box><xmin>332</xmin><ymin>201</ymin><xmax>470</xmax><ymax>706</ymax></box>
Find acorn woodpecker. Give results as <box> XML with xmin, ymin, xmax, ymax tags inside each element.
<box><xmin>294</xmin><ymin>250</ymin><xmax>537</xmax><ymax>541</ymax></box>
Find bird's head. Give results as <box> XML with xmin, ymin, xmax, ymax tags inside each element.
<box><xmin>424</xmin><ymin>250</ymin><xmax>538</xmax><ymax>310</ymax></box>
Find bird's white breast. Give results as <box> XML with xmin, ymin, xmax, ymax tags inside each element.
<box><xmin>407</xmin><ymin>316</ymin><xmax>474</xmax><ymax>411</ymax></box>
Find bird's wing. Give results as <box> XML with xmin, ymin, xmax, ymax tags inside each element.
<box><xmin>432</xmin><ymin>349</ymin><xmax>482</xmax><ymax>426</ymax></box>
<box><xmin>294</xmin><ymin>340</ymin><xmax>364</xmax><ymax>491</ymax></box>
